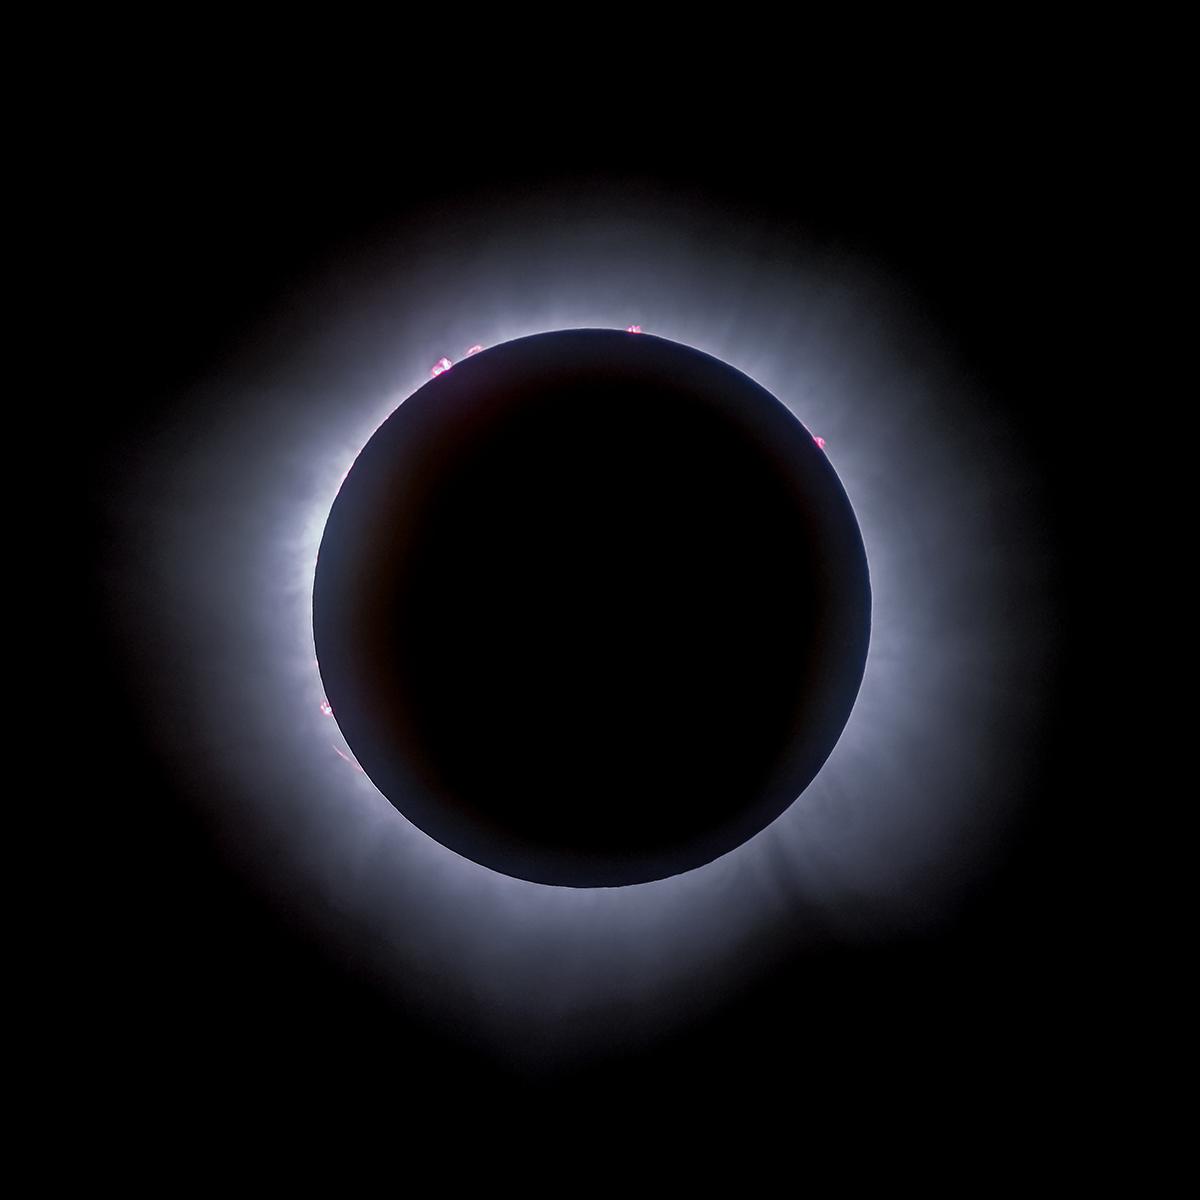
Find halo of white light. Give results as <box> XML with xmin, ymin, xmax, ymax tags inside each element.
<box><xmin>112</xmin><ymin>190</ymin><xmax>1053</xmax><ymax>1068</ymax></box>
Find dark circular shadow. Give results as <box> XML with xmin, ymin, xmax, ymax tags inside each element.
<box><xmin>313</xmin><ymin>329</ymin><xmax>870</xmax><ymax>886</ymax></box>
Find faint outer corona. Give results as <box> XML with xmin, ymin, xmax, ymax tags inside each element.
<box><xmin>313</xmin><ymin>329</ymin><xmax>871</xmax><ymax>886</ymax></box>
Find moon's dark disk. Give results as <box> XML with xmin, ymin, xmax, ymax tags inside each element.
<box><xmin>313</xmin><ymin>330</ymin><xmax>870</xmax><ymax>886</ymax></box>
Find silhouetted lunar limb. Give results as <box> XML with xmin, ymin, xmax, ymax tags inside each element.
<box><xmin>313</xmin><ymin>329</ymin><xmax>871</xmax><ymax>886</ymax></box>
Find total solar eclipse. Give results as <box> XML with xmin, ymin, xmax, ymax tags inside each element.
<box><xmin>314</xmin><ymin>328</ymin><xmax>871</xmax><ymax>886</ymax></box>
<box><xmin>97</xmin><ymin>177</ymin><xmax>1059</xmax><ymax>1070</ymax></box>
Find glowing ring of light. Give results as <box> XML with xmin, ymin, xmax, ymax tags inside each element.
<box><xmin>108</xmin><ymin>191</ymin><xmax>1052</xmax><ymax>1069</ymax></box>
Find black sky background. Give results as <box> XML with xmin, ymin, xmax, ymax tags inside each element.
<box><xmin>80</xmin><ymin>85</ymin><xmax>1096</xmax><ymax>1138</ymax></box>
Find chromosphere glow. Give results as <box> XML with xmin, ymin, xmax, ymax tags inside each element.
<box><xmin>102</xmin><ymin>188</ymin><xmax>1055</xmax><ymax>1071</ymax></box>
